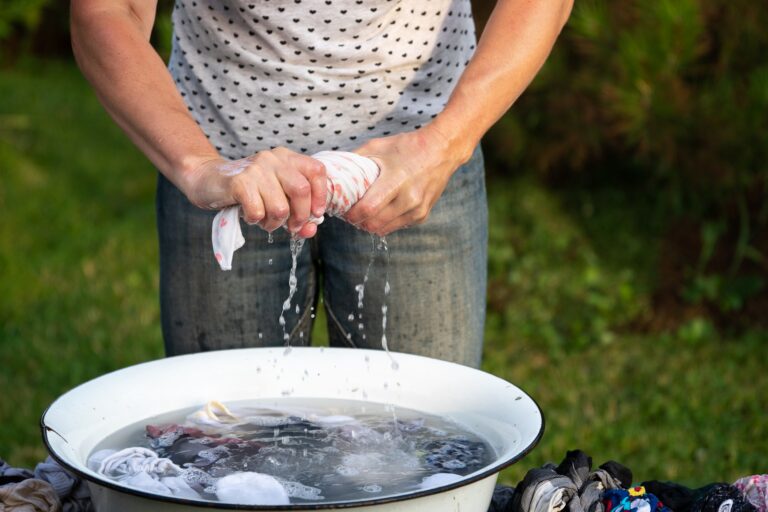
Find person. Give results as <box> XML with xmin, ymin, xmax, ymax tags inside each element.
<box><xmin>70</xmin><ymin>0</ymin><xmax>573</xmax><ymax>368</ymax></box>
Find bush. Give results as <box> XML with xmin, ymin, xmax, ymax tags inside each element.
<box><xmin>485</xmin><ymin>0</ymin><xmax>768</xmax><ymax>329</ymax></box>
<box><xmin>0</xmin><ymin>0</ymin><xmax>50</xmax><ymax>40</ymax></box>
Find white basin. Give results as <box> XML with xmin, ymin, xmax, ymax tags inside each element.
<box><xmin>42</xmin><ymin>347</ymin><xmax>543</xmax><ymax>511</ymax></box>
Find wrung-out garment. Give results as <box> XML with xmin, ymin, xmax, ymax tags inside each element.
<box><xmin>212</xmin><ymin>150</ymin><xmax>379</xmax><ymax>270</ymax></box>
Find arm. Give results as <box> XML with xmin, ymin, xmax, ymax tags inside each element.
<box><xmin>70</xmin><ymin>0</ymin><xmax>326</xmax><ymax>235</ymax></box>
<box><xmin>346</xmin><ymin>0</ymin><xmax>574</xmax><ymax>235</ymax></box>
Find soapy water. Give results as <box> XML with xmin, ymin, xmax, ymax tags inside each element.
<box><xmin>93</xmin><ymin>398</ymin><xmax>494</xmax><ymax>504</ymax></box>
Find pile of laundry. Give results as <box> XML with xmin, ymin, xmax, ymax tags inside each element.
<box><xmin>0</xmin><ymin>457</ymin><xmax>91</xmax><ymax>511</ymax></box>
<box><xmin>489</xmin><ymin>450</ymin><xmax>766</xmax><ymax>512</ymax></box>
<box><xmin>1</xmin><ymin>448</ymin><xmax>766</xmax><ymax>511</ymax></box>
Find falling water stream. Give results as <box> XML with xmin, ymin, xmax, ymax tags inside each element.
<box><xmin>279</xmin><ymin>236</ymin><xmax>306</xmax><ymax>354</ymax></box>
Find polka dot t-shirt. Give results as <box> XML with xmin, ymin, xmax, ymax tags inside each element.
<box><xmin>168</xmin><ymin>0</ymin><xmax>478</xmax><ymax>159</ymax></box>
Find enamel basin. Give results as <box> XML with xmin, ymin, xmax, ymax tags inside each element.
<box><xmin>42</xmin><ymin>347</ymin><xmax>543</xmax><ymax>511</ymax></box>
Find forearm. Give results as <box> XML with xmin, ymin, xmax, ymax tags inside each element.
<box><xmin>70</xmin><ymin>1</ymin><xmax>219</xmax><ymax>192</ymax></box>
<box><xmin>429</xmin><ymin>0</ymin><xmax>573</xmax><ymax>162</ymax></box>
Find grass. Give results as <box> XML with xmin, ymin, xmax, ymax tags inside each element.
<box><xmin>1</xmin><ymin>60</ymin><xmax>766</xmax><ymax>488</ymax></box>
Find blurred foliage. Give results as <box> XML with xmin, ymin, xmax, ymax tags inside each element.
<box><xmin>484</xmin><ymin>0</ymin><xmax>768</xmax><ymax>331</ymax></box>
<box><xmin>0</xmin><ymin>0</ymin><xmax>49</xmax><ymax>40</ymax></box>
<box><xmin>2</xmin><ymin>62</ymin><xmax>766</xmax><ymax>479</ymax></box>
<box><xmin>0</xmin><ymin>0</ymin><xmax>763</xmax><ymax>349</ymax></box>
<box><xmin>0</xmin><ymin>0</ymin><xmax>174</xmax><ymax>64</ymax></box>
<box><xmin>486</xmin><ymin>177</ymin><xmax>648</xmax><ymax>352</ymax></box>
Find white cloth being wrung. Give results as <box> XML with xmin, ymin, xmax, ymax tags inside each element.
<box><xmin>212</xmin><ymin>151</ymin><xmax>379</xmax><ymax>270</ymax></box>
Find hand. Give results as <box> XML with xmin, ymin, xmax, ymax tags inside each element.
<box><xmin>345</xmin><ymin>126</ymin><xmax>473</xmax><ymax>236</ymax></box>
<box><xmin>180</xmin><ymin>147</ymin><xmax>327</xmax><ymax>238</ymax></box>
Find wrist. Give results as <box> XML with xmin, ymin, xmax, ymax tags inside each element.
<box><xmin>172</xmin><ymin>152</ymin><xmax>223</xmax><ymax>199</ymax></box>
<box><xmin>424</xmin><ymin>113</ymin><xmax>480</xmax><ymax>167</ymax></box>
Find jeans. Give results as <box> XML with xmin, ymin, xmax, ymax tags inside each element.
<box><xmin>156</xmin><ymin>145</ymin><xmax>488</xmax><ymax>368</ymax></box>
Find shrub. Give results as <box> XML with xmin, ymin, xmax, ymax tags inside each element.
<box><xmin>485</xmin><ymin>0</ymin><xmax>768</xmax><ymax>329</ymax></box>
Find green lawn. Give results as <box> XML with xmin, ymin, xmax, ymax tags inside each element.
<box><xmin>1</xmin><ymin>60</ymin><xmax>765</xmax><ymax>487</ymax></box>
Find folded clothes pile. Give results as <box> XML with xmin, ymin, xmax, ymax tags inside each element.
<box><xmin>1</xmin><ymin>449</ymin><xmax>765</xmax><ymax>511</ymax></box>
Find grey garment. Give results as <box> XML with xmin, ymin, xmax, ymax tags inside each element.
<box><xmin>489</xmin><ymin>485</ymin><xmax>516</xmax><ymax>512</ymax></box>
<box><xmin>169</xmin><ymin>0</ymin><xmax>478</xmax><ymax>158</ymax></box>
<box><xmin>0</xmin><ymin>459</ymin><xmax>33</xmax><ymax>482</ymax></box>
<box><xmin>157</xmin><ymin>145</ymin><xmax>487</xmax><ymax>368</ymax></box>
<box><xmin>33</xmin><ymin>458</ymin><xmax>93</xmax><ymax>512</ymax></box>
<box><xmin>513</xmin><ymin>452</ymin><xmax>627</xmax><ymax>512</ymax></box>
<box><xmin>556</xmin><ymin>450</ymin><xmax>592</xmax><ymax>490</ymax></box>
<box><xmin>512</xmin><ymin>467</ymin><xmax>578</xmax><ymax>512</ymax></box>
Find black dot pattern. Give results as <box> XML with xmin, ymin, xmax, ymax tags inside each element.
<box><xmin>169</xmin><ymin>0</ymin><xmax>478</xmax><ymax>158</ymax></box>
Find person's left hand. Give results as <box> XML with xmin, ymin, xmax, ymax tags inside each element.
<box><xmin>345</xmin><ymin>126</ymin><xmax>472</xmax><ymax>236</ymax></box>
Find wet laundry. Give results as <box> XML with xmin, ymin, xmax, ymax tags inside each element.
<box><xmin>733</xmin><ymin>476</ymin><xmax>768</xmax><ymax>512</ymax></box>
<box><xmin>422</xmin><ymin>438</ymin><xmax>490</xmax><ymax>473</ymax></box>
<box><xmin>89</xmin><ymin>447</ymin><xmax>200</xmax><ymax>500</ymax></box>
<box><xmin>214</xmin><ymin>472</ymin><xmax>289</xmax><ymax>505</ymax></box>
<box><xmin>212</xmin><ymin>150</ymin><xmax>380</xmax><ymax>270</ymax></box>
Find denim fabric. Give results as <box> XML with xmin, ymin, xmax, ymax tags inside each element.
<box><xmin>156</xmin><ymin>145</ymin><xmax>487</xmax><ymax>368</ymax></box>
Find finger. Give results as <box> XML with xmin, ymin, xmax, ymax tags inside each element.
<box><xmin>296</xmin><ymin>222</ymin><xmax>317</xmax><ymax>239</ymax></box>
<box><xmin>297</xmin><ymin>156</ymin><xmax>328</xmax><ymax>218</ymax></box>
<box><xmin>372</xmin><ymin>202</ymin><xmax>431</xmax><ymax>236</ymax></box>
<box><xmin>275</xmin><ymin>149</ymin><xmax>327</xmax><ymax>218</ymax></box>
<box><xmin>230</xmin><ymin>175</ymin><xmax>265</xmax><ymax>225</ymax></box>
<box><xmin>359</xmin><ymin>195</ymin><xmax>406</xmax><ymax>234</ymax></box>
<box><xmin>363</xmin><ymin>181</ymin><xmax>433</xmax><ymax>235</ymax></box>
<box><xmin>255</xmin><ymin>171</ymin><xmax>290</xmax><ymax>232</ymax></box>
<box><xmin>345</xmin><ymin>164</ymin><xmax>404</xmax><ymax>226</ymax></box>
<box><xmin>377</xmin><ymin>210</ymin><xmax>421</xmax><ymax>236</ymax></box>
<box><xmin>276</xmin><ymin>168</ymin><xmax>312</xmax><ymax>233</ymax></box>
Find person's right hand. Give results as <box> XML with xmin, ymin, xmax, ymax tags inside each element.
<box><xmin>180</xmin><ymin>147</ymin><xmax>327</xmax><ymax>238</ymax></box>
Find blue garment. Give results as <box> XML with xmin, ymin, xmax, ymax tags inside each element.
<box><xmin>603</xmin><ymin>488</ymin><xmax>672</xmax><ymax>512</ymax></box>
<box><xmin>157</xmin><ymin>145</ymin><xmax>488</xmax><ymax>368</ymax></box>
